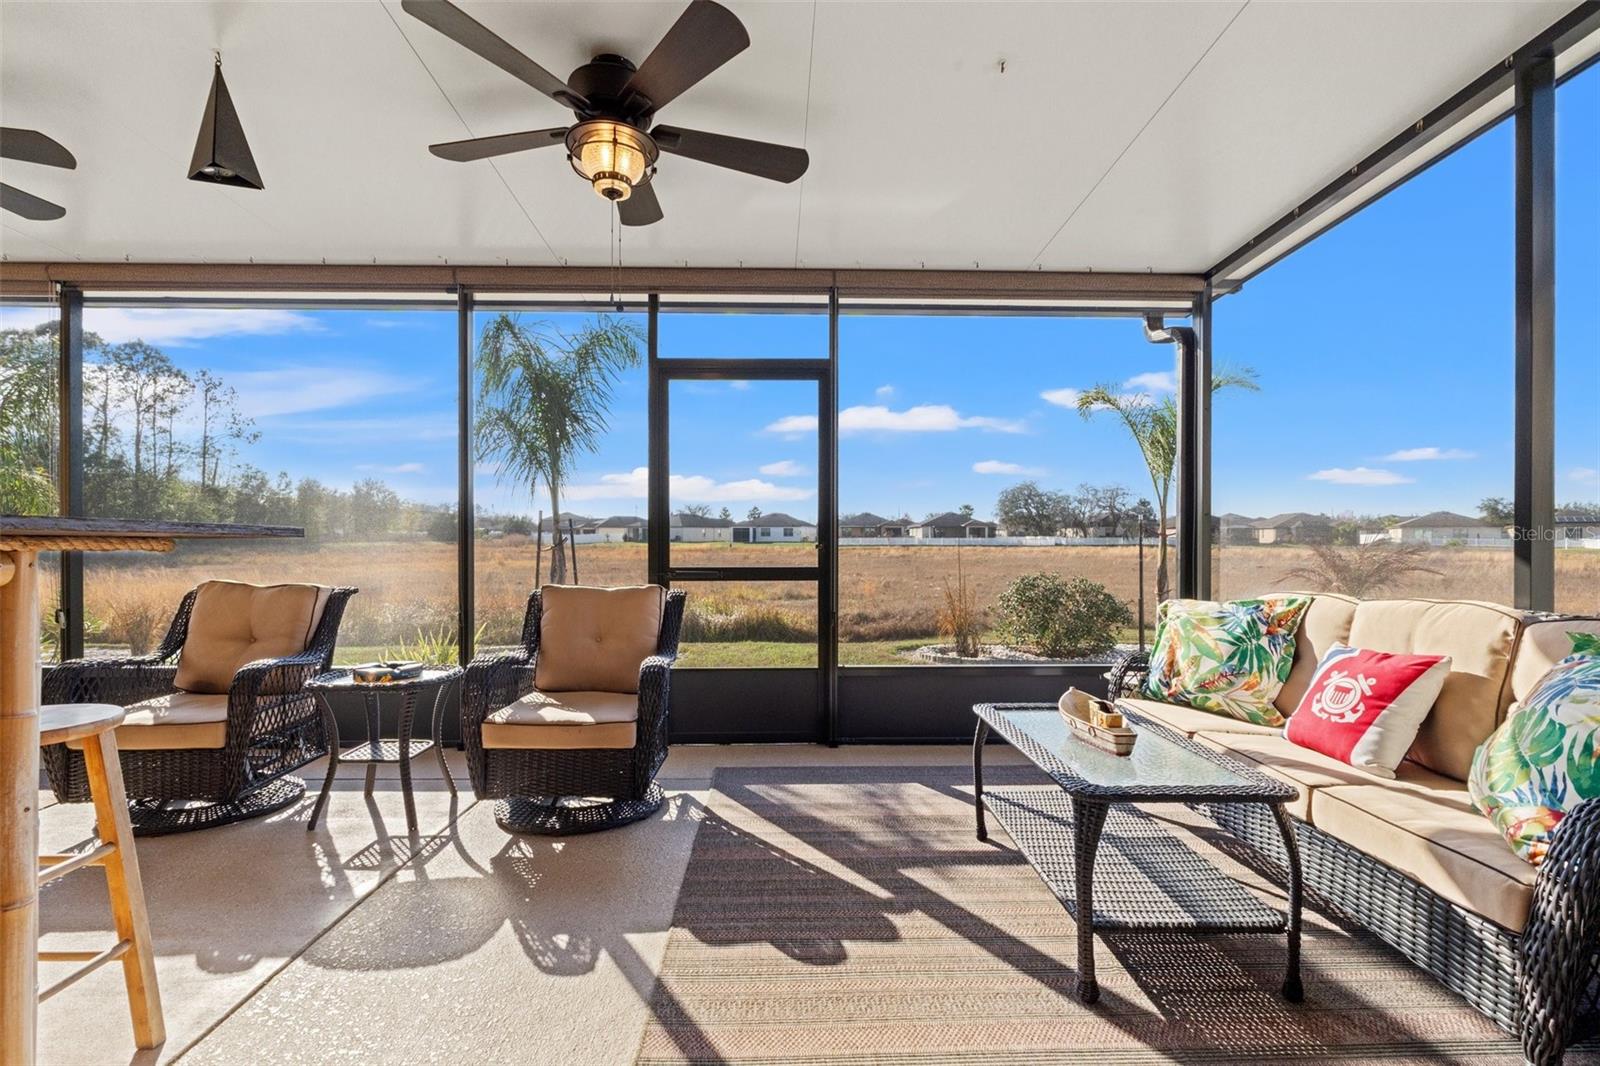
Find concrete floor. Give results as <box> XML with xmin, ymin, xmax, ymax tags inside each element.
<box><xmin>34</xmin><ymin>743</ymin><xmax>1025</xmax><ymax>1066</ymax></box>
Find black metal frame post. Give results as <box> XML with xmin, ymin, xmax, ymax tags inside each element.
<box><xmin>646</xmin><ymin>295</ymin><xmax>668</xmax><ymax>587</ymax></box>
<box><xmin>457</xmin><ymin>287</ymin><xmax>476</xmax><ymax>663</ymax></box>
<box><xmin>57</xmin><ymin>284</ymin><xmax>85</xmax><ymax>661</ymax></box>
<box><xmin>1190</xmin><ymin>282</ymin><xmax>1213</xmax><ymax>600</ymax></box>
<box><xmin>821</xmin><ymin>288</ymin><xmax>840</xmax><ymax>745</ymax></box>
<box><xmin>1514</xmin><ymin>56</ymin><xmax>1557</xmax><ymax>612</ymax></box>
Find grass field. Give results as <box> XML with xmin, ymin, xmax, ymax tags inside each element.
<box><xmin>52</xmin><ymin>537</ymin><xmax>1600</xmax><ymax>667</ymax></box>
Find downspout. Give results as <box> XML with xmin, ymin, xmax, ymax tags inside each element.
<box><xmin>1143</xmin><ymin>313</ymin><xmax>1204</xmax><ymax>602</ymax></box>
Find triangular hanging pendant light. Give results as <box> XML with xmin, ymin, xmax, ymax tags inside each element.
<box><xmin>188</xmin><ymin>54</ymin><xmax>263</xmax><ymax>189</ymax></box>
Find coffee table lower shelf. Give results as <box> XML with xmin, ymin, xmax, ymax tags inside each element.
<box><xmin>985</xmin><ymin>786</ymin><xmax>1285</xmax><ymax>932</ymax></box>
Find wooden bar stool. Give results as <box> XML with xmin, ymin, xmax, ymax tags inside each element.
<box><xmin>37</xmin><ymin>704</ymin><xmax>164</xmax><ymax>1050</ymax></box>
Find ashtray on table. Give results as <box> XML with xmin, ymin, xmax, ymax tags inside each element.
<box><xmin>350</xmin><ymin>661</ymin><xmax>424</xmax><ymax>683</ymax></box>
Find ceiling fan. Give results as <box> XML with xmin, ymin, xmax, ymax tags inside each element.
<box><xmin>0</xmin><ymin>128</ymin><xmax>76</xmax><ymax>221</ymax></box>
<box><xmin>402</xmin><ymin>0</ymin><xmax>809</xmax><ymax>226</ymax></box>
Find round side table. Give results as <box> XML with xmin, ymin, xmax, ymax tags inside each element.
<box><xmin>304</xmin><ymin>667</ymin><xmax>462</xmax><ymax>833</ymax></box>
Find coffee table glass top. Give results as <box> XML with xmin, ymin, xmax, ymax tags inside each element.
<box><xmin>974</xmin><ymin>703</ymin><xmax>1295</xmax><ymax>802</ymax></box>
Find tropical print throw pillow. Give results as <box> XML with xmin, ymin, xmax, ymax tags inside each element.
<box><xmin>1143</xmin><ymin>596</ymin><xmax>1313</xmax><ymax>726</ymax></box>
<box><xmin>1468</xmin><ymin>632</ymin><xmax>1600</xmax><ymax>865</ymax></box>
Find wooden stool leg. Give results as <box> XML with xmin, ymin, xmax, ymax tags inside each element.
<box><xmin>82</xmin><ymin>732</ymin><xmax>165</xmax><ymax>1049</ymax></box>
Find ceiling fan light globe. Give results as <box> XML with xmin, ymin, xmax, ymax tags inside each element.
<box><xmin>566</xmin><ymin>119</ymin><xmax>657</xmax><ymax>201</ymax></box>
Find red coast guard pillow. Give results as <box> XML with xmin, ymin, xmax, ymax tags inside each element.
<box><xmin>1284</xmin><ymin>643</ymin><xmax>1451</xmax><ymax>778</ymax></box>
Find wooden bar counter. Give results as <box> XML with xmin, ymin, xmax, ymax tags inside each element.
<box><xmin>1</xmin><ymin>517</ymin><xmax>300</xmax><ymax>1066</ymax></box>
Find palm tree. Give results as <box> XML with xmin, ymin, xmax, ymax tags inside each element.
<box><xmin>1076</xmin><ymin>368</ymin><xmax>1258</xmax><ymax>602</ymax></box>
<box><xmin>476</xmin><ymin>314</ymin><xmax>643</xmax><ymax>584</ymax></box>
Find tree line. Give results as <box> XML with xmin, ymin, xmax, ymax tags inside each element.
<box><xmin>994</xmin><ymin>480</ymin><xmax>1157</xmax><ymax>538</ymax></box>
<box><xmin>0</xmin><ymin>323</ymin><xmax>444</xmax><ymax>540</ymax></box>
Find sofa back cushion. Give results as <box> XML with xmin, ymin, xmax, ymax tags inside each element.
<box><xmin>1345</xmin><ymin>598</ymin><xmax>1521</xmax><ymax>780</ymax></box>
<box><xmin>1510</xmin><ymin>618</ymin><xmax>1600</xmax><ymax>704</ymax></box>
<box><xmin>174</xmin><ymin>580</ymin><xmax>330</xmax><ymax>694</ymax></box>
<box><xmin>535</xmin><ymin>584</ymin><xmax>665</xmax><ymax>694</ymax></box>
<box><xmin>1271</xmin><ymin>592</ymin><xmax>1358</xmax><ymax>716</ymax></box>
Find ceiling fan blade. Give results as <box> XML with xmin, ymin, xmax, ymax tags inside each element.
<box><xmin>401</xmin><ymin>0</ymin><xmax>589</xmax><ymax>110</ymax></box>
<box><xmin>652</xmin><ymin>125</ymin><xmax>808</xmax><ymax>183</ymax></box>
<box><xmin>0</xmin><ymin>128</ymin><xmax>76</xmax><ymax>169</ymax></box>
<box><xmin>430</xmin><ymin>127</ymin><xmax>568</xmax><ymax>162</ymax></box>
<box><xmin>618</xmin><ymin>181</ymin><xmax>663</xmax><ymax>226</ymax></box>
<box><xmin>621</xmin><ymin>0</ymin><xmax>749</xmax><ymax>113</ymax></box>
<box><xmin>0</xmin><ymin>183</ymin><xmax>66</xmax><ymax>221</ymax></box>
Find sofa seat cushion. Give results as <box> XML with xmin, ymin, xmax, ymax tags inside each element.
<box><xmin>481</xmin><ymin>690</ymin><xmax>639</xmax><ymax>750</ymax></box>
<box><xmin>1311</xmin><ymin>784</ymin><xmax>1537</xmax><ymax>932</ymax></box>
<box><xmin>174</xmin><ymin>580</ymin><xmax>330</xmax><ymax>694</ymax></box>
<box><xmin>1194</xmin><ymin>729</ymin><xmax>1461</xmax><ymax>821</ymax></box>
<box><xmin>534</xmin><ymin>584</ymin><xmax>664</xmax><ymax>694</ymax></box>
<box><xmin>1345</xmin><ymin>598</ymin><xmax>1521</xmax><ymax>781</ymax></box>
<box><xmin>1120</xmin><ymin>698</ymin><xmax>1282</xmax><ymax>739</ymax></box>
<box><xmin>67</xmin><ymin>691</ymin><xmax>229</xmax><ymax>751</ymax></box>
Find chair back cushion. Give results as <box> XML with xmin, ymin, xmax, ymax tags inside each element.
<box><xmin>174</xmin><ymin>580</ymin><xmax>330</xmax><ymax>694</ymax></box>
<box><xmin>534</xmin><ymin>584</ymin><xmax>665</xmax><ymax>694</ymax></box>
<box><xmin>1345</xmin><ymin>598</ymin><xmax>1521</xmax><ymax>780</ymax></box>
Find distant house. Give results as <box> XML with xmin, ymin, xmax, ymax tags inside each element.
<box><xmin>1251</xmin><ymin>512</ymin><xmax>1332</xmax><ymax>545</ymax></box>
<box><xmin>840</xmin><ymin>512</ymin><xmax>891</xmax><ymax>538</ymax></box>
<box><xmin>1558</xmin><ymin>512</ymin><xmax>1600</xmax><ymax>544</ymax></box>
<box><xmin>538</xmin><ymin>513</ymin><xmax>600</xmax><ymax>536</ymax></box>
<box><xmin>1215</xmin><ymin>513</ymin><xmax>1259</xmax><ymax>546</ymax></box>
<box><xmin>732</xmin><ymin>512</ymin><xmax>816</xmax><ymax>543</ymax></box>
<box><xmin>1386</xmin><ymin>511</ymin><xmax>1509</xmax><ymax>546</ymax></box>
<box><xmin>670</xmin><ymin>512</ymin><xmax>733</xmax><ymax>543</ymax></box>
<box><xmin>911</xmin><ymin>512</ymin><xmax>999</xmax><ymax>539</ymax></box>
<box><xmin>595</xmin><ymin>515</ymin><xmax>647</xmax><ymax>543</ymax></box>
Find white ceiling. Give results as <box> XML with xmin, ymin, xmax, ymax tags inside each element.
<box><xmin>0</xmin><ymin>0</ymin><xmax>1578</xmax><ymax>273</ymax></box>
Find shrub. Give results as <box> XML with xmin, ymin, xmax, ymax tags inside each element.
<box><xmin>997</xmin><ymin>573</ymin><xmax>1131</xmax><ymax>659</ymax></box>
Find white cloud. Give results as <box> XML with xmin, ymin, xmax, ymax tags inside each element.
<box><xmin>729</xmin><ymin>380</ymin><xmax>752</xmax><ymax>391</ymax></box>
<box><xmin>875</xmin><ymin>384</ymin><xmax>896</xmax><ymax>399</ymax></box>
<box><xmin>563</xmin><ymin>467</ymin><xmax>813</xmax><ymax>503</ymax></box>
<box><xmin>1383</xmin><ymin>446</ymin><xmax>1476</xmax><ymax>461</ymax></box>
<box><xmin>78</xmin><ymin>308</ymin><xmax>319</xmax><ymax>346</ymax></box>
<box><xmin>1307</xmin><ymin>466</ymin><xmax>1415</xmax><ymax>486</ymax></box>
<box><xmin>759</xmin><ymin>460</ymin><xmax>805</xmax><ymax>476</ymax></box>
<box><xmin>357</xmin><ymin>462</ymin><xmax>425</xmax><ymax>475</ymax></box>
<box><xmin>1570</xmin><ymin>467</ymin><xmax>1600</xmax><ymax>485</ymax></box>
<box><xmin>973</xmin><ymin>460</ymin><xmax>1043</xmax><ymax>476</ymax></box>
<box><xmin>1041</xmin><ymin>387</ymin><xmax>1083</xmax><ymax>408</ymax></box>
<box><xmin>767</xmin><ymin>404</ymin><xmax>1024</xmax><ymax>437</ymax></box>
<box><xmin>226</xmin><ymin>367</ymin><xmax>415</xmax><ymax>418</ymax></box>
<box><xmin>1124</xmin><ymin>370</ymin><xmax>1177</xmax><ymax>393</ymax></box>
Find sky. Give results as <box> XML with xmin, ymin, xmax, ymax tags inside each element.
<box><xmin>2</xmin><ymin>66</ymin><xmax>1594</xmax><ymax>525</ymax></box>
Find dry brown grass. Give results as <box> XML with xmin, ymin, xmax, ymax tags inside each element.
<box><xmin>45</xmin><ymin>538</ymin><xmax>1600</xmax><ymax>656</ymax></box>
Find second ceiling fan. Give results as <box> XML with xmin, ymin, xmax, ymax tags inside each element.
<box><xmin>403</xmin><ymin>0</ymin><xmax>809</xmax><ymax>226</ymax></box>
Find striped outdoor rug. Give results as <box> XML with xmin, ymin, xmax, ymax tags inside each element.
<box><xmin>636</xmin><ymin>765</ymin><xmax>1590</xmax><ymax>1065</ymax></box>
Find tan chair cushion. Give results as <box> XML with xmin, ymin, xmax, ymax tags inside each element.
<box><xmin>534</xmin><ymin>584</ymin><xmax>664</xmax><ymax>694</ymax></box>
<box><xmin>1311</xmin><ymin>784</ymin><xmax>1537</xmax><ymax>931</ymax></box>
<box><xmin>1194</xmin><ymin>729</ymin><xmax>1462</xmax><ymax>821</ymax></box>
<box><xmin>174</xmin><ymin>580</ymin><xmax>329</xmax><ymax>694</ymax></box>
<box><xmin>1510</xmin><ymin>618</ymin><xmax>1600</xmax><ymax>704</ymax></box>
<box><xmin>67</xmin><ymin>691</ymin><xmax>228</xmax><ymax>751</ymax></box>
<box><xmin>481</xmin><ymin>690</ymin><xmax>639</xmax><ymax>750</ymax></box>
<box><xmin>1268</xmin><ymin>592</ymin><xmax>1359</xmax><ymax>716</ymax></box>
<box><xmin>1119</xmin><ymin>698</ymin><xmax>1282</xmax><ymax>739</ymax></box>
<box><xmin>1346</xmin><ymin>598</ymin><xmax>1521</xmax><ymax>781</ymax></box>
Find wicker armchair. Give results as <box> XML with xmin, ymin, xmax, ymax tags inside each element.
<box><xmin>42</xmin><ymin>582</ymin><xmax>356</xmax><ymax>835</ymax></box>
<box><xmin>462</xmin><ymin>585</ymin><xmax>685</xmax><ymax>835</ymax></box>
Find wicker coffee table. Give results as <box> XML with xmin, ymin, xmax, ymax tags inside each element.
<box><xmin>972</xmin><ymin>702</ymin><xmax>1303</xmax><ymax>1005</ymax></box>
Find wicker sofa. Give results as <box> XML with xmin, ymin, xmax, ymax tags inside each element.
<box><xmin>1120</xmin><ymin>593</ymin><xmax>1600</xmax><ymax>1064</ymax></box>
